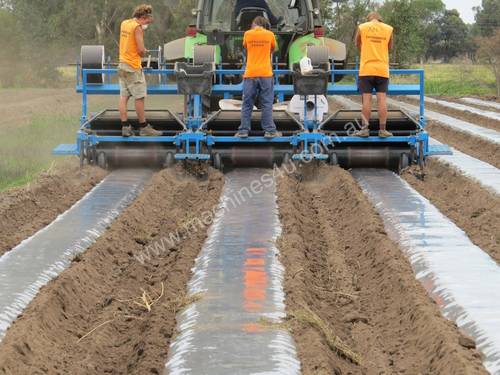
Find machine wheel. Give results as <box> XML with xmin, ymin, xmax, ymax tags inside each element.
<box><xmin>307</xmin><ymin>46</ymin><xmax>330</xmax><ymax>69</ymax></box>
<box><xmin>79</xmin><ymin>142</ymin><xmax>85</xmax><ymax>168</ymax></box>
<box><xmin>97</xmin><ymin>152</ymin><xmax>108</xmax><ymax>170</ymax></box>
<box><xmin>164</xmin><ymin>152</ymin><xmax>175</xmax><ymax>168</ymax></box>
<box><xmin>398</xmin><ymin>153</ymin><xmax>410</xmax><ymax>173</ymax></box>
<box><xmin>282</xmin><ymin>153</ymin><xmax>292</xmax><ymax>166</ymax></box>
<box><xmin>86</xmin><ymin>145</ymin><xmax>96</xmax><ymax>165</ymax></box>
<box><xmin>81</xmin><ymin>45</ymin><xmax>105</xmax><ymax>84</ymax></box>
<box><xmin>213</xmin><ymin>153</ymin><xmax>223</xmax><ymax>171</ymax></box>
<box><xmin>328</xmin><ymin>152</ymin><xmax>338</xmax><ymax>166</ymax></box>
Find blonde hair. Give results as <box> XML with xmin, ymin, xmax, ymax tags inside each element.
<box><xmin>367</xmin><ymin>12</ymin><xmax>382</xmax><ymax>22</ymax></box>
<box><xmin>133</xmin><ymin>4</ymin><xmax>153</xmax><ymax>19</ymax></box>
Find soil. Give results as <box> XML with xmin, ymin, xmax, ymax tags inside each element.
<box><xmin>403</xmin><ymin>159</ymin><xmax>500</xmax><ymax>263</ymax></box>
<box><xmin>0</xmin><ymin>89</ymin><xmax>82</xmax><ymax>128</ymax></box>
<box><xmin>0</xmin><ymin>159</ymin><xmax>107</xmax><ymax>256</ymax></box>
<box><xmin>427</xmin><ymin>122</ymin><xmax>500</xmax><ymax>169</ymax></box>
<box><xmin>399</xmin><ymin>96</ymin><xmax>500</xmax><ymax>132</ymax></box>
<box><xmin>0</xmin><ymin>165</ymin><xmax>224</xmax><ymax>375</ymax></box>
<box><xmin>277</xmin><ymin>163</ymin><xmax>487</xmax><ymax>375</ymax></box>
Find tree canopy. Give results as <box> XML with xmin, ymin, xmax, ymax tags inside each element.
<box><xmin>0</xmin><ymin>0</ymin><xmax>497</xmax><ymax>87</ymax></box>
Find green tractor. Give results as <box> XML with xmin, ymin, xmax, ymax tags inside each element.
<box><xmin>163</xmin><ymin>0</ymin><xmax>346</xmax><ymax>107</ymax></box>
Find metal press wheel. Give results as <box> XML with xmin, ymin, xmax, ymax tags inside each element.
<box><xmin>164</xmin><ymin>152</ymin><xmax>175</xmax><ymax>168</ymax></box>
<box><xmin>213</xmin><ymin>153</ymin><xmax>224</xmax><ymax>171</ymax></box>
<box><xmin>398</xmin><ymin>153</ymin><xmax>410</xmax><ymax>173</ymax></box>
<box><xmin>97</xmin><ymin>152</ymin><xmax>108</xmax><ymax>170</ymax></box>
<box><xmin>282</xmin><ymin>152</ymin><xmax>292</xmax><ymax>166</ymax></box>
<box><xmin>328</xmin><ymin>152</ymin><xmax>338</xmax><ymax>166</ymax></box>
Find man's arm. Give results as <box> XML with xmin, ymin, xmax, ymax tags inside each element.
<box><xmin>388</xmin><ymin>33</ymin><xmax>394</xmax><ymax>50</ymax></box>
<box><xmin>355</xmin><ymin>27</ymin><xmax>361</xmax><ymax>50</ymax></box>
<box><xmin>134</xmin><ymin>26</ymin><xmax>146</xmax><ymax>57</ymax></box>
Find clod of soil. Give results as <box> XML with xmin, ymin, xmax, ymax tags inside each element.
<box><xmin>277</xmin><ymin>163</ymin><xmax>487</xmax><ymax>375</ymax></box>
<box><xmin>0</xmin><ymin>166</ymin><xmax>223</xmax><ymax>375</ymax></box>
<box><xmin>428</xmin><ymin>122</ymin><xmax>500</xmax><ymax>169</ymax></box>
<box><xmin>403</xmin><ymin>159</ymin><xmax>500</xmax><ymax>263</ymax></box>
<box><xmin>0</xmin><ymin>160</ymin><xmax>107</xmax><ymax>256</ymax></box>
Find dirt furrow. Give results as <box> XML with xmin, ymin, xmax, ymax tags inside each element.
<box><xmin>0</xmin><ymin>165</ymin><xmax>223</xmax><ymax>375</ymax></box>
<box><xmin>403</xmin><ymin>159</ymin><xmax>500</xmax><ymax>263</ymax></box>
<box><xmin>427</xmin><ymin>122</ymin><xmax>500</xmax><ymax>168</ymax></box>
<box><xmin>277</xmin><ymin>164</ymin><xmax>486</xmax><ymax>375</ymax></box>
<box><xmin>0</xmin><ymin>160</ymin><xmax>107</xmax><ymax>257</ymax></box>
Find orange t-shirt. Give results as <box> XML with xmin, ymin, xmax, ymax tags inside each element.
<box><xmin>119</xmin><ymin>19</ymin><xmax>142</xmax><ymax>70</ymax></box>
<box><xmin>358</xmin><ymin>21</ymin><xmax>393</xmax><ymax>78</ymax></box>
<box><xmin>243</xmin><ymin>27</ymin><xmax>276</xmax><ymax>78</ymax></box>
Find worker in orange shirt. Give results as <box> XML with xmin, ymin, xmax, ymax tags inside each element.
<box><xmin>354</xmin><ymin>12</ymin><xmax>394</xmax><ymax>138</ymax></box>
<box><xmin>235</xmin><ymin>16</ymin><xmax>280</xmax><ymax>138</ymax></box>
<box><xmin>118</xmin><ymin>4</ymin><xmax>162</xmax><ymax>137</ymax></box>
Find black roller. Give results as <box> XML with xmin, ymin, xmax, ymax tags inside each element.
<box><xmin>81</xmin><ymin>45</ymin><xmax>105</xmax><ymax>84</ymax></box>
<box><xmin>215</xmin><ymin>146</ymin><xmax>291</xmax><ymax>168</ymax></box>
<box><xmin>335</xmin><ymin>147</ymin><xmax>410</xmax><ymax>171</ymax></box>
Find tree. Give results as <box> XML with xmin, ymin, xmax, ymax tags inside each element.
<box><xmin>325</xmin><ymin>0</ymin><xmax>376</xmax><ymax>63</ymax></box>
<box><xmin>476</xmin><ymin>29</ymin><xmax>500</xmax><ymax>96</ymax></box>
<box><xmin>427</xmin><ymin>9</ymin><xmax>469</xmax><ymax>62</ymax></box>
<box><xmin>379</xmin><ymin>0</ymin><xmax>423</xmax><ymax>66</ymax></box>
<box><xmin>473</xmin><ymin>0</ymin><xmax>500</xmax><ymax>37</ymax></box>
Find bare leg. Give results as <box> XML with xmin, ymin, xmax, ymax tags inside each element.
<box><xmin>376</xmin><ymin>92</ymin><xmax>388</xmax><ymax>130</ymax></box>
<box><xmin>361</xmin><ymin>93</ymin><xmax>372</xmax><ymax>127</ymax></box>
<box><xmin>119</xmin><ymin>96</ymin><xmax>130</xmax><ymax>122</ymax></box>
<box><xmin>135</xmin><ymin>98</ymin><xmax>146</xmax><ymax>124</ymax></box>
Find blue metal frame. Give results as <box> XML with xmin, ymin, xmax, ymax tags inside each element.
<box><xmin>55</xmin><ymin>65</ymin><xmax>450</xmax><ymax>162</ymax></box>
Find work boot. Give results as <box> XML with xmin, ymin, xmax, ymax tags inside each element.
<box><xmin>235</xmin><ymin>131</ymin><xmax>249</xmax><ymax>138</ymax></box>
<box><xmin>139</xmin><ymin>124</ymin><xmax>162</xmax><ymax>137</ymax></box>
<box><xmin>264</xmin><ymin>131</ymin><xmax>282</xmax><ymax>138</ymax></box>
<box><xmin>122</xmin><ymin>125</ymin><xmax>134</xmax><ymax>137</ymax></box>
<box><xmin>378</xmin><ymin>129</ymin><xmax>393</xmax><ymax>138</ymax></box>
<box><xmin>354</xmin><ymin>128</ymin><xmax>370</xmax><ymax>137</ymax></box>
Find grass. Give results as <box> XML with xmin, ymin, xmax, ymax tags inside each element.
<box><xmin>336</xmin><ymin>63</ymin><xmax>497</xmax><ymax>96</ymax></box>
<box><xmin>419</xmin><ymin>64</ymin><xmax>497</xmax><ymax>96</ymax></box>
<box><xmin>0</xmin><ymin>113</ymin><xmax>78</xmax><ymax>191</ymax></box>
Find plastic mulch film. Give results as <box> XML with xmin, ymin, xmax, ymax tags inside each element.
<box><xmin>0</xmin><ymin>169</ymin><xmax>152</xmax><ymax>341</ymax></box>
<box><xmin>387</xmin><ymin>98</ymin><xmax>500</xmax><ymax>145</ymax></box>
<box><xmin>353</xmin><ymin>169</ymin><xmax>500</xmax><ymax>374</ymax></box>
<box><xmin>422</xmin><ymin>96</ymin><xmax>500</xmax><ymax>122</ymax></box>
<box><xmin>429</xmin><ymin>138</ymin><xmax>500</xmax><ymax>196</ymax></box>
<box><xmin>165</xmin><ymin>169</ymin><xmax>300</xmax><ymax>375</ymax></box>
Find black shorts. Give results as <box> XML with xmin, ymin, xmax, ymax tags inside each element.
<box><xmin>358</xmin><ymin>76</ymin><xmax>389</xmax><ymax>94</ymax></box>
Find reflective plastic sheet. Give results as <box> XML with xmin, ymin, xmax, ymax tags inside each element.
<box><xmin>388</xmin><ymin>98</ymin><xmax>500</xmax><ymax>145</ymax></box>
<box><xmin>461</xmin><ymin>98</ymin><xmax>500</xmax><ymax>111</ymax></box>
<box><xmin>421</xmin><ymin>96</ymin><xmax>500</xmax><ymax>122</ymax></box>
<box><xmin>0</xmin><ymin>169</ymin><xmax>152</xmax><ymax>341</ymax></box>
<box><xmin>165</xmin><ymin>169</ymin><xmax>300</xmax><ymax>375</ymax></box>
<box><xmin>429</xmin><ymin>138</ymin><xmax>500</xmax><ymax>196</ymax></box>
<box><xmin>353</xmin><ymin>169</ymin><xmax>500</xmax><ymax>374</ymax></box>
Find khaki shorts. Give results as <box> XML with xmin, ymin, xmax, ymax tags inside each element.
<box><xmin>118</xmin><ymin>64</ymin><xmax>147</xmax><ymax>99</ymax></box>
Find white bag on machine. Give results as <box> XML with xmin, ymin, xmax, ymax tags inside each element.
<box><xmin>288</xmin><ymin>95</ymin><xmax>328</xmax><ymax>122</ymax></box>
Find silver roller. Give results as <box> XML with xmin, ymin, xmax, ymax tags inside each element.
<box><xmin>193</xmin><ymin>45</ymin><xmax>216</xmax><ymax>65</ymax></box>
<box><xmin>307</xmin><ymin>45</ymin><xmax>330</xmax><ymax>70</ymax></box>
<box><xmin>81</xmin><ymin>45</ymin><xmax>105</xmax><ymax>84</ymax></box>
